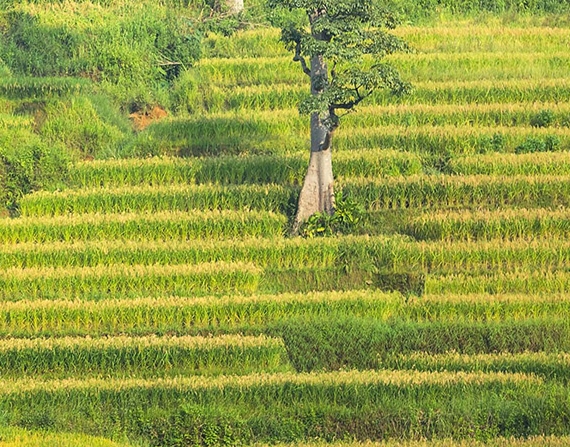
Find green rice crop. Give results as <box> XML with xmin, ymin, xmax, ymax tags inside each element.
<box><xmin>0</xmin><ymin>77</ymin><xmax>88</xmax><ymax>99</ymax></box>
<box><xmin>0</xmin><ymin>368</ymin><xmax>563</xmax><ymax>445</ymax></box>
<box><xmin>406</xmin><ymin>208</ymin><xmax>570</xmax><ymax>241</ymax></box>
<box><xmin>450</xmin><ymin>152</ymin><xmax>570</xmax><ymax>176</ymax></box>
<box><xmin>0</xmin><ymin>262</ymin><xmax>262</xmax><ymax>301</ymax></box>
<box><xmin>0</xmin><ymin>291</ymin><xmax>402</xmax><ymax>337</ymax></box>
<box><xmin>0</xmin><ymin>291</ymin><xmax>568</xmax><ymax>338</ymax></box>
<box><xmin>0</xmin><ymin>234</ymin><xmax>392</xmax><ymax>269</ymax></box>
<box><xmin>0</xmin><ymin>334</ymin><xmax>290</xmax><ymax>378</ymax></box>
<box><xmin>68</xmin><ymin>150</ymin><xmax>423</xmax><ymax>189</ymax></box>
<box><xmin>0</xmin><ymin>210</ymin><xmax>286</xmax><ymax>243</ymax></box>
<box><xmin>182</xmin><ymin>79</ymin><xmax>570</xmax><ymax>115</ymax></box>
<box><xmin>19</xmin><ymin>183</ymin><xmax>295</xmax><ymax>217</ymax></box>
<box><xmin>3</xmin><ymin>236</ymin><xmax>570</xmax><ymax>281</ymax></box>
<box><xmin>343</xmin><ymin>175</ymin><xmax>570</xmax><ymax>211</ymax></box>
<box><xmin>427</xmin><ymin>270</ymin><xmax>570</xmax><ymax>295</ymax></box>
<box><xmin>195</xmin><ymin>53</ymin><xmax>570</xmax><ymax>88</ymax></box>
<box><xmin>387</xmin><ymin>52</ymin><xmax>570</xmax><ymax>83</ymax></box>
<box><xmin>383</xmin><ymin>351</ymin><xmax>570</xmax><ymax>382</ymax></box>
<box><xmin>139</xmin><ymin>112</ymin><xmax>569</xmax><ymax>156</ymax></box>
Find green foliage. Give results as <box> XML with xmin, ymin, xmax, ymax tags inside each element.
<box><xmin>270</xmin><ymin>0</ymin><xmax>410</xmax><ymax>126</ymax></box>
<box><xmin>0</xmin><ymin>128</ymin><xmax>69</xmax><ymax>213</ymax></box>
<box><xmin>515</xmin><ymin>135</ymin><xmax>561</xmax><ymax>153</ymax></box>
<box><xmin>299</xmin><ymin>194</ymin><xmax>364</xmax><ymax>237</ymax></box>
<box><xmin>0</xmin><ymin>3</ymin><xmax>202</xmax><ymax>111</ymax></box>
<box><xmin>530</xmin><ymin>109</ymin><xmax>555</xmax><ymax>128</ymax></box>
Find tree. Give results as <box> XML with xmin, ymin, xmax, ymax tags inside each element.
<box><xmin>227</xmin><ymin>0</ymin><xmax>244</xmax><ymax>14</ymax></box>
<box><xmin>268</xmin><ymin>0</ymin><xmax>410</xmax><ymax>233</ymax></box>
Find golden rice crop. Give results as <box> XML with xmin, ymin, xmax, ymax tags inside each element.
<box><xmin>0</xmin><ymin>209</ymin><xmax>287</xmax><ymax>243</ymax></box>
<box><xmin>0</xmin><ymin>369</ymin><xmax>542</xmax><ymax>395</ymax></box>
<box><xmin>0</xmin><ymin>334</ymin><xmax>283</xmax><ymax>352</ymax></box>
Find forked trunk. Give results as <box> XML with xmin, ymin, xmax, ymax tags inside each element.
<box><xmin>292</xmin><ymin>54</ymin><xmax>335</xmax><ymax>234</ymax></box>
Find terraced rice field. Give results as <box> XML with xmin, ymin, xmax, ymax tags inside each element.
<box><xmin>2</xmin><ymin>18</ymin><xmax>570</xmax><ymax>446</ymax></box>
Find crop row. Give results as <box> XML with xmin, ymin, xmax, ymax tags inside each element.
<box><xmin>383</xmin><ymin>351</ymin><xmax>570</xmax><ymax>382</ymax></box>
<box><xmin>195</xmin><ymin>53</ymin><xmax>570</xmax><ymax>87</ymax></box>
<box><xmin>4</xmin><ymin>234</ymin><xmax>570</xmax><ymax>276</ymax></box>
<box><xmin>270</xmin><ymin>438</ymin><xmax>570</xmax><ymax>447</ymax></box>
<box><xmin>68</xmin><ymin>150</ymin><xmax>424</xmax><ymax>189</ymax></box>
<box><xmin>405</xmin><ymin>207</ymin><xmax>570</xmax><ymax>241</ymax></box>
<box><xmin>18</xmin><ymin>175</ymin><xmax>570</xmax><ymax>219</ymax></box>
<box><xmin>19</xmin><ymin>184</ymin><xmax>295</xmax><ymax>217</ymax></box>
<box><xmin>0</xmin><ymin>262</ymin><xmax>261</xmax><ymax>301</ymax></box>
<box><xmin>344</xmin><ymin>175</ymin><xmax>570</xmax><ymax>211</ymax></box>
<box><xmin>0</xmin><ymin>210</ymin><xmax>286</xmax><ymax>243</ymax></box>
<box><xmin>427</xmin><ymin>270</ymin><xmax>570</xmax><ymax>295</ymax></box>
<box><xmin>0</xmin><ymin>290</ymin><xmax>569</xmax><ymax>338</ymax></box>
<box><xmin>0</xmin><ymin>334</ymin><xmax>289</xmax><ymax>378</ymax></box>
<box><xmin>139</xmin><ymin>114</ymin><xmax>569</xmax><ymax>157</ymax></box>
<box><xmin>2</xmin><ymin>368</ymin><xmax>567</xmax><ymax>445</ymax></box>
<box><xmin>176</xmin><ymin>78</ymin><xmax>570</xmax><ymax>116</ymax></box>
<box><xmin>67</xmin><ymin>151</ymin><xmax>570</xmax><ymax>191</ymax></box>
<box><xmin>201</xmin><ymin>26</ymin><xmax>570</xmax><ymax>59</ymax></box>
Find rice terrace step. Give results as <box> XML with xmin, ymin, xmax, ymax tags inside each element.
<box><xmin>1</xmin><ymin>0</ymin><xmax>570</xmax><ymax>446</ymax></box>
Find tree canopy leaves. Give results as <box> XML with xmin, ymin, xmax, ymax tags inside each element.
<box><xmin>270</xmin><ymin>0</ymin><xmax>411</xmax><ymax>128</ymax></box>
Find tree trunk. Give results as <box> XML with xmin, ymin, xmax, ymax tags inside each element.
<box><xmin>226</xmin><ymin>0</ymin><xmax>243</xmax><ymax>14</ymax></box>
<box><xmin>292</xmin><ymin>54</ymin><xmax>335</xmax><ymax>234</ymax></box>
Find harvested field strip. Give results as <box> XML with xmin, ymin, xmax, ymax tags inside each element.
<box><xmin>427</xmin><ymin>270</ymin><xmax>570</xmax><ymax>295</ymax></box>
<box><xmin>0</xmin><ymin>334</ymin><xmax>290</xmax><ymax>378</ymax></box>
<box><xmin>68</xmin><ymin>150</ymin><xmax>423</xmax><ymax>188</ymax></box>
<box><xmin>0</xmin><ymin>210</ymin><xmax>286</xmax><ymax>243</ymax></box>
<box><xmin>0</xmin><ymin>262</ymin><xmax>261</xmax><ymax>301</ymax></box>
<box><xmin>343</xmin><ymin>175</ymin><xmax>570</xmax><ymax>210</ymax></box>
<box><xmin>384</xmin><ymin>352</ymin><xmax>570</xmax><ymax>382</ymax></box>
<box><xmin>19</xmin><ymin>183</ymin><xmax>295</xmax><ymax>217</ymax></box>
<box><xmin>450</xmin><ymin>152</ymin><xmax>570</xmax><ymax>176</ymax></box>
<box><xmin>406</xmin><ymin>208</ymin><xmax>570</xmax><ymax>241</ymax></box>
<box><xmin>0</xmin><ymin>291</ymin><xmax>569</xmax><ymax>338</ymax></box>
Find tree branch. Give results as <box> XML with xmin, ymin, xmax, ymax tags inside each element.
<box><xmin>293</xmin><ymin>41</ymin><xmax>311</xmax><ymax>77</ymax></box>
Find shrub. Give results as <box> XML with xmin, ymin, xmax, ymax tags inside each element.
<box><xmin>530</xmin><ymin>110</ymin><xmax>555</xmax><ymax>128</ymax></box>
